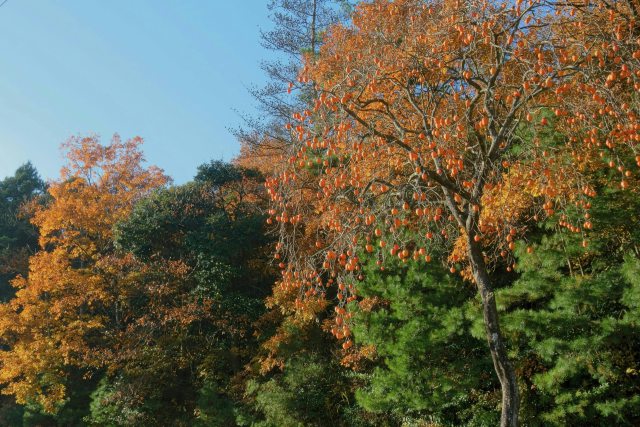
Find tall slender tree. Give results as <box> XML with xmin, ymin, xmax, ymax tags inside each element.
<box><xmin>235</xmin><ymin>0</ymin><xmax>352</xmax><ymax>164</ymax></box>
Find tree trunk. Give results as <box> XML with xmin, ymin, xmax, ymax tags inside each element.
<box><xmin>310</xmin><ymin>0</ymin><xmax>317</xmax><ymax>55</ymax></box>
<box><xmin>467</xmin><ymin>236</ymin><xmax>520</xmax><ymax>427</ymax></box>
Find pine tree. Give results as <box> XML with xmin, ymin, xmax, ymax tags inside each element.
<box><xmin>351</xmin><ymin>181</ymin><xmax>640</xmax><ymax>426</ymax></box>
<box><xmin>353</xmin><ymin>256</ymin><xmax>499</xmax><ymax>426</ymax></box>
<box><xmin>483</xmin><ymin>184</ymin><xmax>640</xmax><ymax>426</ymax></box>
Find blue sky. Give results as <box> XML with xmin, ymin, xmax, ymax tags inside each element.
<box><xmin>0</xmin><ymin>1</ymin><xmax>273</xmax><ymax>183</ymax></box>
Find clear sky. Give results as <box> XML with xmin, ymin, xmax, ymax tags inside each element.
<box><xmin>0</xmin><ymin>0</ymin><xmax>272</xmax><ymax>184</ymax></box>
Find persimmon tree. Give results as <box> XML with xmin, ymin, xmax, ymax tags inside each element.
<box><xmin>235</xmin><ymin>0</ymin><xmax>364</xmax><ymax>387</ymax></box>
<box><xmin>0</xmin><ymin>136</ymin><xmax>167</xmax><ymax>412</ymax></box>
<box><xmin>267</xmin><ymin>1</ymin><xmax>639</xmax><ymax>425</ymax></box>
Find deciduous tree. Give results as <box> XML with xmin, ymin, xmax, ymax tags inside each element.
<box><xmin>268</xmin><ymin>1</ymin><xmax>639</xmax><ymax>425</ymax></box>
<box><xmin>0</xmin><ymin>136</ymin><xmax>167</xmax><ymax>412</ymax></box>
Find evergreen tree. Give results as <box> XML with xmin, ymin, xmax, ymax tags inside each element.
<box><xmin>490</xmin><ymin>185</ymin><xmax>640</xmax><ymax>426</ymax></box>
<box><xmin>89</xmin><ymin>161</ymin><xmax>275</xmax><ymax>426</ymax></box>
<box><xmin>353</xmin><ymin>257</ymin><xmax>499</xmax><ymax>426</ymax></box>
<box><xmin>0</xmin><ymin>162</ymin><xmax>46</xmax><ymax>301</ymax></box>
<box><xmin>351</xmin><ymin>184</ymin><xmax>640</xmax><ymax>426</ymax></box>
<box><xmin>234</xmin><ymin>0</ymin><xmax>352</xmax><ymax>167</ymax></box>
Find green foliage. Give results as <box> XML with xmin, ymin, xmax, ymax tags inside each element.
<box><xmin>490</xmin><ymin>186</ymin><xmax>640</xmax><ymax>426</ymax></box>
<box><xmin>87</xmin><ymin>376</ymin><xmax>145</xmax><ymax>426</ymax></box>
<box><xmin>0</xmin><ymin>396</ymin><xmax>23</xmax><ymax>427</ymax></box>
<box><xmin>193</xmin><ymin>379</ymin><xmax>237</xmax><ymax>427</ymax></box>
<box><xmin>0</xmin><ymin>162</ymin><xmax>46</xmax><ymax>301</ymax></box>
<box><xmin>115</xmin><ymin>162</ymin><xmax>271</xmax><ymax>299</ymax></box>
<box><xmin>94</xmin><ymin>160</ymin><xmax>274</xmax><ymax>426</ymax></box>
<box><xmin>195</xmin><ymin>160</ymin><xmax>262</xmax><ymax>186</ymax></box>
<box><xmin>351</xmin><ymin>183</ymin><xmax>640</xmax><ymax>426</ymax></box>
<box><xmin>240</xmin><ymin>355</ymin><xmax>360</xmax><ymax>427</ymax></box>
<box><xmin>0</xmin><ymin>162</ymin><xmax>46</xmax><ymax>225</ymax></box>
<box><xmin>353</xmin><ymin>257</ymin><xmax>499</xmax><ymax>426</ymax></box>
<box><xmin>87</xmin><ymin>371</ymin><xmax>197</xmax><ymax>427</ymax></box>
<box><xmin>21</xmin><ymin>370</ymin><xmax>96</xmax><ymax>427</ymax></box>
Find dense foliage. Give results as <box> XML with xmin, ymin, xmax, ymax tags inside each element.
<box><xmin>0</xmin><ymin>162</ymin><xmax>45</xmax><ymax>301</ymax></box>
<box><xmin>0</xmin><ymin>0</ymin><xmax>638</xmax><ymax>425</ymax></box>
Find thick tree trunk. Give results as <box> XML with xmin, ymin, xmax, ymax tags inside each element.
<box><xmin>467</xmin><ymin>237</ymin><xmax>519</xmax><ymax>427</ymax></box>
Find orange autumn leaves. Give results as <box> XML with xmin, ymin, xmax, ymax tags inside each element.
<box><xmin>36</xmin><ymin>136</ymin><xmax>167</xmax><ymax>251</ymax></box>
<box><xmin>0</xmin><ymin>136</ymin><xmax>168</xmax><ymax>411</ymax></box>
<box><xmin>266</xmin><ymin>0</ymin><xmax>639</xmax><ymax>334</ymax></box>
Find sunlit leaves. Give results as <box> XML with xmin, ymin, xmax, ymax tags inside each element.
<box><xmin>0</xmin><ymin>136</ymin><xmax>168</xmax><ymax>411</ymax></box>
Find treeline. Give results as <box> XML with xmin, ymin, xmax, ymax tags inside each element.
<box><xmin>1</xmin><ymin>0</ymin><xmax>639</xmax><ymax>426</ymax></box>
<box><xmin>1</xmin><ymin>139</ymin><xmax>638</xmax><ymax>426</ymax></box>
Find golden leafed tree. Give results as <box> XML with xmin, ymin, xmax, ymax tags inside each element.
<box><xmin>0</xmin><ymin>136</ymin><xmax>167</xmax><ymax>412</ymax></box>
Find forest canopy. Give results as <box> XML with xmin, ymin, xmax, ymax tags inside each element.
<box><xmin>0</xmin><ymin>1</ymin><xmax>638</xmax><ymax>426</ymax></box>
